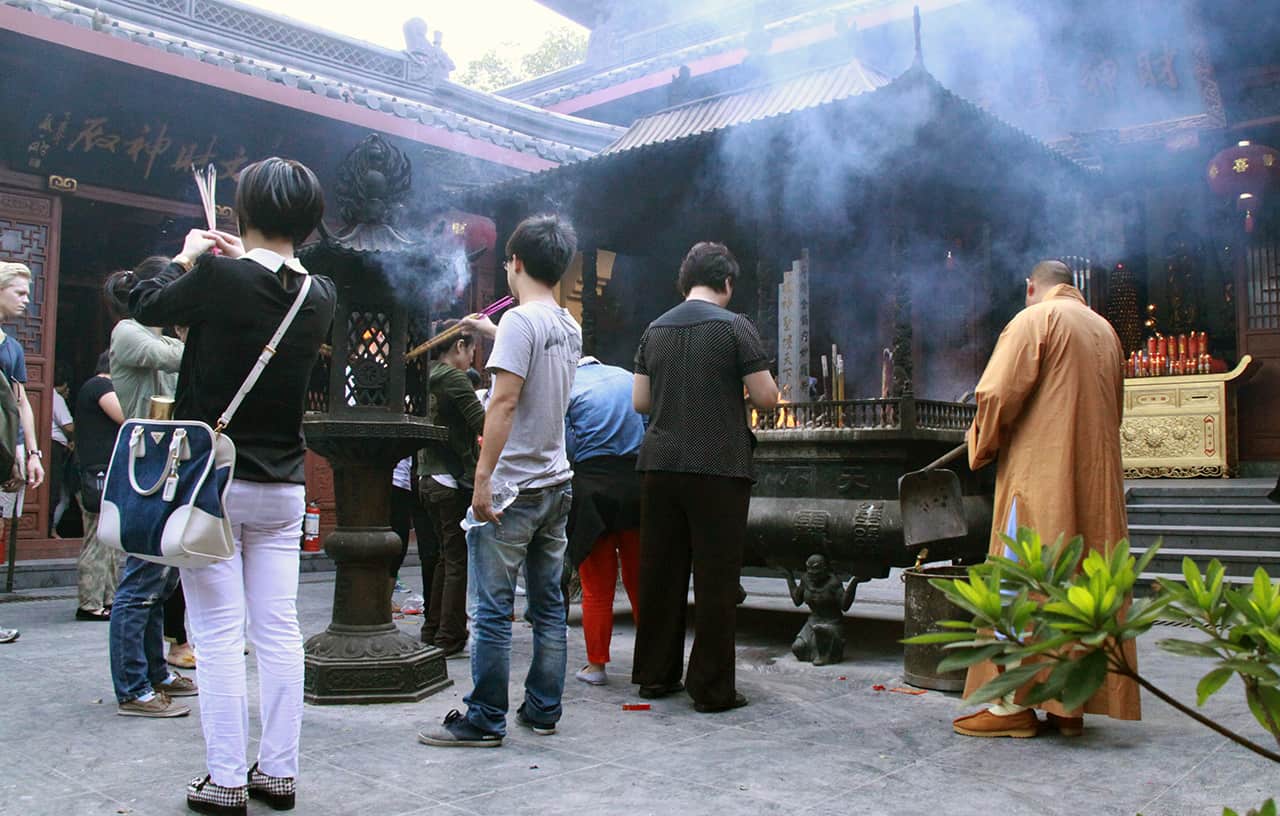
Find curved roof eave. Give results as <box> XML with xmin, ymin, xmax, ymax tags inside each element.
<box><xmin>459</xmin><ymin>62</ymin><xmax>1094</xmax><ymax>209</ymax></box>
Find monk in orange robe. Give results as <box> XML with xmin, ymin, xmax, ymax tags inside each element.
<box><xmin>952</xmin><ymin>260</ymin><xmax>1141</xmax><ymax>738</ymax></box>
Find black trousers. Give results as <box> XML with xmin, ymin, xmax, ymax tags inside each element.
<box><xmin>164</xmin><ymin>580</ymin><xmax>187</xmax><ymax>644</ymax></box>
<box><xmin>632</xmin><ymin>471</ymin><xmax>751</xmax><ymax>707</ymax></box>
<box><xmin>391</xmin><ymin>483</ymin><xmax>436</xmax><ymax>588</ymax></box>
<box><xmin>421</xmin><ymin>480</ymin><xmax>470</xmax><ymax>651</ymax></box>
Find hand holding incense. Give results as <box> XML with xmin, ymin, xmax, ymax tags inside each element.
<box><xmin>192</xmin><ymin>163</ymin><xmax>222</xmax><ymax>254</ymax></box>
<box><xmin>404</xmin><ymin>296</ymin><xmax>515</xmax><ymax>362</ymax></box>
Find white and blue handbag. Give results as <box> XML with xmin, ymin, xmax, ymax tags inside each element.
<box><xmin>99</xmin><ymin>274</ymin><xmax>312</xmax><ymax>568</ymax></box>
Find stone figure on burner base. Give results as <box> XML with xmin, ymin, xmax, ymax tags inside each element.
<box><xmin>783</xmin><ymin>554</ymin><xmax>858</xmax><ymax>666</ymax></box>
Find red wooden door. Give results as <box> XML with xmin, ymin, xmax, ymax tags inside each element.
<box><xmin>1237</xmin><ymin>228</ymin><xmax>1280</xmax><ymax>461</ymax></box>
<box><xmin>0</xmin><ymin>187</ymin><xmax>61</xmax><ymax>560</ymax></box>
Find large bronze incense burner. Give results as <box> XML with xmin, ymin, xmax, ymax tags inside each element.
<box><xmin>746</xmin><ymin>397</ymin><xmax>992</xmax><ymax>581</ymax></box>
<box><xmin>298</xmin><ymin>135</ymin><xmax>452</xmax><ymax>704</ymax></box>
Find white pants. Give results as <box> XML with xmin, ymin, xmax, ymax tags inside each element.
<box><xmin>181</xmin><ymin>480</ymin><xmax>305</xmax><ymax>787</ymax></box>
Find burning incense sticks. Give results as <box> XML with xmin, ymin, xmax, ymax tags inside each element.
<box><xmin>192</xmin><ymin>163</ymin><xmax>218</xmax><ymax>230</ymax></box>
<box><xmin>881</xmin><ymin>348</ymin><xmax>893</xmax><ymax>399</ymax></box>
<box><xmin>404</xmin><ymin>296</ymin><xmax>514</xmax><ymax>362</ymax></box>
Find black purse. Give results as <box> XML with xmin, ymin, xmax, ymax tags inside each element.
<box><xmin>80</xmin><ymin>465</ymin><xmax>106</xmax><ymax>514</ymax></box>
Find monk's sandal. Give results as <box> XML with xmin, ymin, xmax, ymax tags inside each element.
<box><xmin>248</xmin><ymin>762</ymin><xmax>296</xmax><ymax>811</ymax></box>
<box><xmin>186</xmin><ymin>775</ymin><xmax>247</xmax><ymax>815</ymax></box>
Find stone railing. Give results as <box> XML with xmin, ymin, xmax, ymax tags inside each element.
<box><xmin>915</xmin><ymin>399</ymin><xmax>977</xmax><ymax>431</ymax></box>
<box><xmin>751</xmin><ymin>397</ymin><xmax>974</xmax><ymax>433</ymax></box>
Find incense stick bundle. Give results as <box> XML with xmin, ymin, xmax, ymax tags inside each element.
<box><xmin>404</xmin><ymin>296</ymin><xmax>515</xmax><ymax>362</ymax></box>
<box><xmin>830</xmin><ymin>344</ymin><xmax>838</xmax><ymax>397</ymax></box>
<box><xmin>820</xmin><ymin>355</ymin><xmax>829</xmax><ymax>401</ymax></box>
<box><xmin>192</xmin><ymin>163</ymin><xmax>217</xmax><ymax>229</ymax></box>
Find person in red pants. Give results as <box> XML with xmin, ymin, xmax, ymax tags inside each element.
<box><xmin>564</xmin><ymin>356</ymin><xmax>646</xmax><ymax>686</ymax></box>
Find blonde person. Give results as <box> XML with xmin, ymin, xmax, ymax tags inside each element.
<box><xmin>0</xmin><ymin>262</ymin><xmax>44</xmax><ymax>643</ymax></box>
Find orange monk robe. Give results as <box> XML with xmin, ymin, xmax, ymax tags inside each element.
<box><xmin>963</xmin><ymin>284</ymin><xmax>1141</xmax><ymax>721</ymax></box>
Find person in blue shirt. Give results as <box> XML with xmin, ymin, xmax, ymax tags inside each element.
<box><xmin>564</xmin><ymin>356</ymin><xmax>645</xmax><ymax>686</ymax></box>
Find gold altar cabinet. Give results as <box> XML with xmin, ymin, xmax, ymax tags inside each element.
<box><xmin>1121</xmin><ymin>356</ymin><xmax>1261</xmax><ymax>478</ymax></box>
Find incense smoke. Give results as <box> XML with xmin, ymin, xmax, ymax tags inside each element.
<box><xmin>588</xmin><ymin>0</ymin><xmax>1248</xmax><ymax>399</ymax></box>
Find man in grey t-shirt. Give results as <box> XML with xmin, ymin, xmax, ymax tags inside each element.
<box><xmin>419</xmin><ymin>214</ymin><xmax>582</xmax><ymax>748</ymax></box>
<box><xmin>486</xmin><ymin>301</ymin><xmax>580</xmax><ymax>490</ymax></box>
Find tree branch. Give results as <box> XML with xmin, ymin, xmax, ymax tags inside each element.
<box><xmin>1127</xmin><ymin>671</ymin><xmax>1280</xmax><ymax>763</ymax></box>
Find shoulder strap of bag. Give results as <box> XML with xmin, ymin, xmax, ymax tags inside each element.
<box><xmin>215</xmin><ymin>271</ymin><xmax>313</xmax><ymax>433</ymax></box>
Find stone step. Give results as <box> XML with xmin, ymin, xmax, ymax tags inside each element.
<box><xmin>1126</xmin><ymin>483</ymin><xmax>1275</xmax><ymax>506</ymax></box>
<box><xmin>1134</xmin><ymin>546</ymin><xmax>1280</xmax><ymax>579</ymax></box>
<box><xmin>1127</xmin><ymin>524</ymin><xmax>1280</xmax><ymax>552</ymax></box>
<box><xmin>1126</xmin><ymin>504</ymin><xmax>1280</xmax><ymax>527</ymax></box>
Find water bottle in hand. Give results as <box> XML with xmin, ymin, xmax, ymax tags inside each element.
<box><xmin>460</xmin><ymin>481</ymin><xmax>518</xmax><ymax>531</ymax></box>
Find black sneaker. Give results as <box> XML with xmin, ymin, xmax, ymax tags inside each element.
<box><xmin>515</xmin><ymin>704</ymin><xmax>556</xmax><ymax>736</ymax></box>
<box><xmin>417</xmin><ymin>709</ymin><xmax>503</xmax><ymax>748</ymax></box>
<box><xmin>186</xmin><ymin>775</ymin><xmax>247</xmax><ymax>815</ymax></box>
<box><xmin>247</xmin><ymin>763</ymin><xmax>295</xmax><ymax>811</ymax></box>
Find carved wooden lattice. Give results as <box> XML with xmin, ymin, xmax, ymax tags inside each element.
<box><xmin>127</xmin><ymin>0</ymin><xmax>187</xmax><ymax>12</ymax></box>
<box><xmin>0</xmin><ymin>218</ymin><xmax>48</xmax><ymax>355</ymax></box>
<box><xmin>306</xmin><ymin>350</ymin><xmax>330</xmax><ymax>413</ymax></box>
<box><xmin>403</xmin><ymin>318</ymin><xmax>431</xmax><ymax>417</ymax></box>
<box><xmin>1245</xmin><ymin>234</ymin><xmax>1280</xmax><ymax>331</ymax></box>
<box><xmin>345</xmin><ymin>311</ymin><xmax>391</xmax><ymax>407</ymax></box>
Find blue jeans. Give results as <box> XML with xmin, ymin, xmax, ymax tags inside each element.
<box><xmin>109</xmin><ymin>555</ymin><xmax>180</xmax><ymax>703</ymax></box>
<box><xmin>463</xmin><ymin>482</ymin><xmax>572</xmax><ymax>735</ymax></box>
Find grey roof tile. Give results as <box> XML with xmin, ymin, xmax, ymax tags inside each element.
<box><xmin>4</xmin><ymin>0</ymin><xmax>608</xmax><ymax>165</ymax></box>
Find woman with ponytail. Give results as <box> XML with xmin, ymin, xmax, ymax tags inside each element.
<box><xmin>106</xmin><ymin>257</ymin><xmax>199</xmax><ymax>720</ymax></box>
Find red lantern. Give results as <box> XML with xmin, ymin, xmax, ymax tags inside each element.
<box><xmin>1207</xmin><ymin>141</ymin><xmax>1280</xmax><ymax>233</ymax></box>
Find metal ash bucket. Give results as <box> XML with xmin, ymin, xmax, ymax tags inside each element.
<box><xmin>902</xmin><ymin>565</ymin><xmax>971</xmax><ymax>692</ymax></box>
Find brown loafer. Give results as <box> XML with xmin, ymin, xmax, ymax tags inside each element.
<box><xmin>1045</xmin><ymin>712</ymin><xmax>1084</xmax><ymax>737</ymax></box>
<box><xmin>952</xmin><ymin>708</ymin><xmax>1040</xmax><ymax>738</ymax></box>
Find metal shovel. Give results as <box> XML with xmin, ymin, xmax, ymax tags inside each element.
<box><xmin>898</xmin><ymin>443</ymin><xmax>969</xmax><ymax>550</ymax></box>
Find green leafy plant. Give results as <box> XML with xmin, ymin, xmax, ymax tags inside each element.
<box><xmin>903</xmin><ymin>527</ymin><xmax>1280</xmax><ymax>765</ymax></box>
<box><xmin>458</xmin><ymin>27</ymin><xmax>587</xmax><ymax>91</ymax></box>
<box><xmin>1224</xmin><ymin>801</ymin><xmax>1277</xmax><ymax>816</ymax></box>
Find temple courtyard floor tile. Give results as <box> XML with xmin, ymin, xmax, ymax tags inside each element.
<box><xmin>0</xmin><ymin>571</ymin><xmax>1274</xmax><ymax>815</ymax></box>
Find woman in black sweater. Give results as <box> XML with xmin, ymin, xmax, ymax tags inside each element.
<box><xmin>131</xmin><ymin>158</ymin><xmax>335</xmax><ymax>816</ymax></box>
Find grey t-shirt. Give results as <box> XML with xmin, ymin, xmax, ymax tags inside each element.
<box><xmin>486</xmin><ymin>301</ymin><xmax>582</xmax><ymax>490</ymax></box>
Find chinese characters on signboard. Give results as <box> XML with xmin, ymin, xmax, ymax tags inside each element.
<box><xmin>26</xmin><ymin>112</ymin><xmax>251</xmax><ymax>188</ymax></box>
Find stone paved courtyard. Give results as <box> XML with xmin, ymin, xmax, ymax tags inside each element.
<box><xmin>0</xmin><ymin>570</ymin><xmax>1275</xmax><ymax>816</ymax></box>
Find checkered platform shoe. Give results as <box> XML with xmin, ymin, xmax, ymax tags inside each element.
<box><xmin>186</xmin><ymin>775</ymin><xmax>247</xmax><ymax>815</ymax></box>
<box><xmin>248</xmin><ymin>763</ymin><xmax>296</xmax><ymax>811</ymax></box>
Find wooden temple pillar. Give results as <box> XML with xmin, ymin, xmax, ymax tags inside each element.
<box><xmin>580</xmin><ymin>247</ymin><xmax>598</xmax><ymax>356</ymax></box>
<box><xmin>490</xmin><ymin>195</ymin><xmax>528</xmax><ymax>303</ymax></box>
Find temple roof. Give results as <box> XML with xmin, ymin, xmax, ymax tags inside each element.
<box><xmin>4</xmin><ymin>0</ymin><xmax>623</xmax><ymax>164</ymax></box>
<box><xmin>601</xmin><ymin>59</ymin><xmax>891</xmax><ymax>155</ymax></box>
<box><xmin>464</xmin><ymin>60</ymin><xmax>1090</xmax><ymax>207</ymax></box>
<box><xmin>505</xmin><ymin>0</ymin><xmax>928</xmax><ymax>110</ymax></box>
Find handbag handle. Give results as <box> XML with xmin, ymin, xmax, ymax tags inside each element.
<box><xmin>215</xmin><ymin>270</ymin><xmax>313</xmax><ymax>433</ymax></box>
<box><xmin>127</xmin><ymin>426</ymin><xmax>189</xmax><ymax>498</ymax></box>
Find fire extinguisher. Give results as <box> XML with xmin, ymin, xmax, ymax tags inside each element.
<box><xmin>302</xmin><ymin>501</ymin><xmax>322</xmax><ymax>552</ymax></box>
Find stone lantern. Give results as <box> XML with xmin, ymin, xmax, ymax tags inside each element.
<box><xmin>299</xmin><ymin>134</ymin><xmax>454</xmax><ymax>704</ymax></box>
